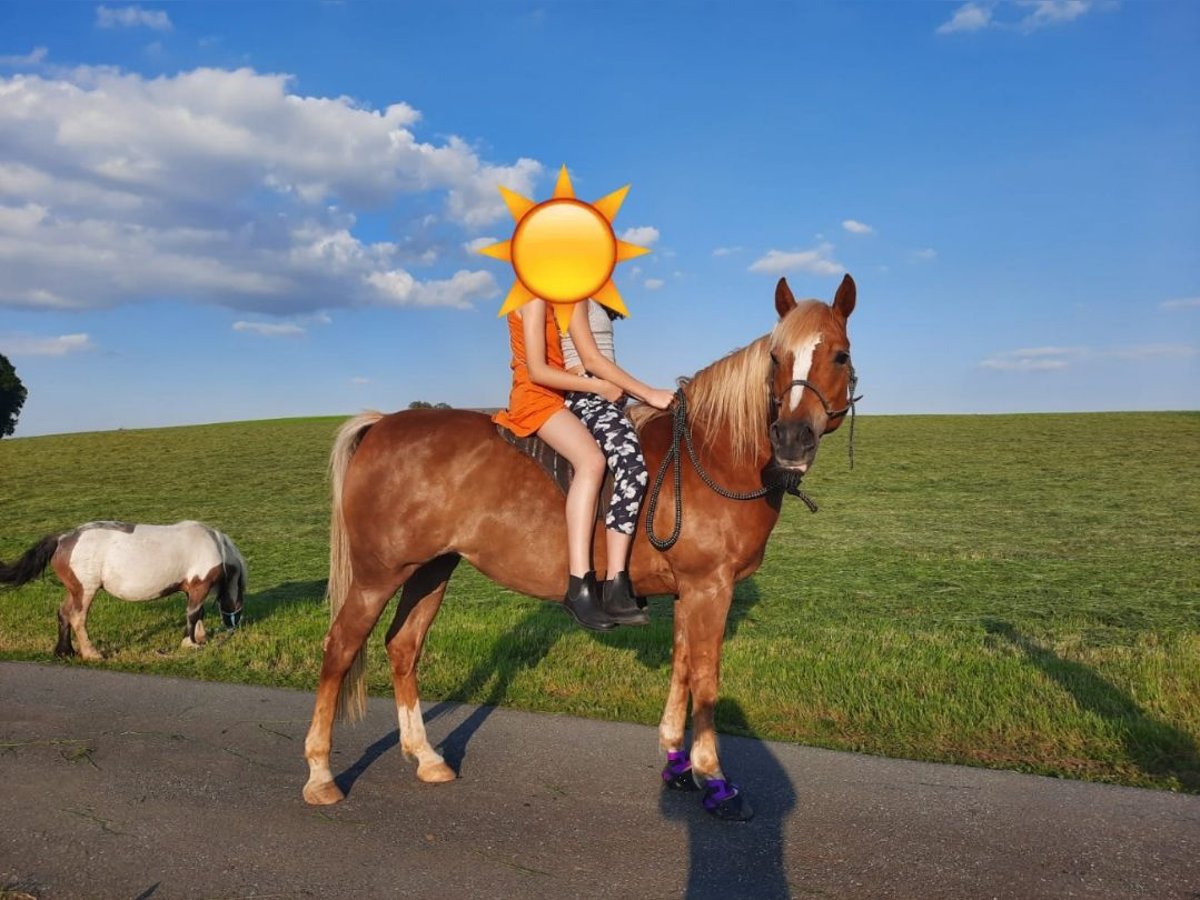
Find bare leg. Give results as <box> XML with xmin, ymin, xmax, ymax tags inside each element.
<box><xmin>603</xmin><ymin>529</ymin><xmax>633</xmax><ymax>580</ymax></box>
<box><xmin>303</xmin><ymin>580</ymin><xmax>401</xmax><ymax>805</ymax></box>
<box><xmin>385</xmin><ymin>554</ymin><xmax>459</xmax><ymax>784</ymax></box>
<box><xmin>536</xmin><ymin>409</ymin><xmax>606</xmax><ymax>577</ymax></box>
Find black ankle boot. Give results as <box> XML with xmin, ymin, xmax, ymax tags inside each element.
<box><xmin>602</xmin><ymin>572</ymin><xmax>650</xmax><ymax>626</ymax></box>
<box><xmin>563</xmin><ymin>572</ymin><xmax>617</xmax><ymax>631</ymax></box>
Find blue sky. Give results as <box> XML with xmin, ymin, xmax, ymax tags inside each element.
<box><xmin>1</xmin><ymin>1</ymin><xmax>1197</xmax><ymax>437</ymax></box>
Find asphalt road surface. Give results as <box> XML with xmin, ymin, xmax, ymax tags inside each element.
<box><xmin>1</xmin><ymin>662</ymin><xmax>1197</xmax><ymax>899</ymax></box>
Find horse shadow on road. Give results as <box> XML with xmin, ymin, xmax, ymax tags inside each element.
<box><xmin>332</xmin><ymin>576</ymin><xmax>766</xmax><ymax>781</ymax></box>
<box><xmin>983</xmin><ymin>619</ymin><xmax>1200</xmax><ymax>791</ymax></box>
<box><xmin>427</xmin><ymin>576</ymin><xmax>767</xmax><ymax>773</ymax></box>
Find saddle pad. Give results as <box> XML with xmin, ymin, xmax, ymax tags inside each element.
<box><xmin>496</xmin><ymin>425</ymin><xmax>613</xmax><ymax>520</ymax></box>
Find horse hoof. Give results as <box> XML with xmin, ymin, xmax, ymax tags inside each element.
<box><xmin>417</xmin><ymin>761</ymin><xmax>456</xmax><ymax>784</ymax></box>
<box><xmin>662</xmin><ymin>751</ymin><xmax>700</xmax><ymax>791</ymax></box>
<box><xmin>302</xmin><ymin>779</ymin><xmax>345</xmax><ymax>806</ymax></box>
<box><xmin>180</xmin><ymin>637</ymin><xmax>202</xmax><ymax>651</ymax></box>
<box><xmin>54</xmin><ymin>645</ymin><xmax>76</xmax><ymax>659</ymax></box>
<box><xmin>701</xmin><ymin>779</ymin><xmax>754</xmax><ymax>822</ymax></box>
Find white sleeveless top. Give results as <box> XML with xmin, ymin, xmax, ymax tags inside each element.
<box><xmin>560</xmin><ymin>300</ymin><xmax>615</xmax><ymax>369</ymax></box>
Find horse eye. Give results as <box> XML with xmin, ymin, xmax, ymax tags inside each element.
<box><xmin>834</xmin><ymin>351</ymin><xmax>850</xmax><ymax>365</ymax></box>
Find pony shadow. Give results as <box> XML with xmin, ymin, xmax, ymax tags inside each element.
<box><xmin>242</xmin><ymin>578</ymin><xmax>328</xmax><ymax>625</ymax></box>
<box><xmin>983</xmin><ymin>620</ymin><xmax>1200</xmax><ymax>790</ymax></box>
<box><xmin>660</xmin><ymin>698</ymin><xmax>797</xmax><ymax>899</ymax></box>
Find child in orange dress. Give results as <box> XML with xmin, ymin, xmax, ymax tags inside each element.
<box><xmin>493</xmin><ymin>298</ymin><xmax>624</xmax><ymax>631</ymax></box>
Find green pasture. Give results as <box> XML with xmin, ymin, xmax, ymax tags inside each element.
<box><xmin>1</xmin><ymin>412</ymin><xmax>1197</xmax><ymax>792</ymax></box>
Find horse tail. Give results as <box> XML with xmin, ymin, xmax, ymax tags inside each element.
<box><xmin>329</xmin><ymin>410</ymin><xmax>385</xmax><ymax>723</ymax></box>
<box><xmin>0</xmin><ymin>534</ymin><xmax>61</xmax><ymax>587</ymax></box>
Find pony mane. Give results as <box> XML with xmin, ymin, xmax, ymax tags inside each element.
<box><xmin>660</xmin><ymin>300</ymin><xmax>834</xmax><ymax>465</ymax></box>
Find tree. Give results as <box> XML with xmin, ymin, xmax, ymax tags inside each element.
<box><xmin>0</xmin><ymin>353</ymin><xmax>27</xmax><ymax>438</ymax></box>
<box><xmin>408</xmin><ymin>400</ymin><xmax>433</xmax><ymax>410</ymax></box>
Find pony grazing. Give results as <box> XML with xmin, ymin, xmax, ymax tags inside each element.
<box><xmin>302</xmin><ymin>274</ymin><xmax>857</xmax><ymax>820</ymax></box>
<box><xmin>0</xmin><ymin>520</ymin><xmax>247</xmax><ymax>659</ymax></box>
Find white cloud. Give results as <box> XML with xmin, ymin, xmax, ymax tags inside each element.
<box><xmin>350</xmin><ymin>376</ymin><xmax>371</xmax><ymax>385</ymax></box>
<box><xmin>1161</xmin><ymin>297</ymin><xmax>1200</xmax><ymax>311</ymax></box>
<box><xmin>0</xmin><ymin>332</ymin><xmax>94</xmax><ymax>357</ymax></box>
<box><xmin>464</xmin><ymin>236</ymin><xmax>499</xmax><ymax>254</ymax></box>
<box><xmin>0</xmin><ymin>47</ymin><xmax>48</xmax><ymax>66</ymax></box>
<box><xmin>980</xmin><ymin>346</ymin><xmax>1081</xmax><ymax>371</ymax></box>
<box><xmin>938</xmin><ymin>1</ymin><xmax>1108</xmax><ymax>35</ymax></box>
<box><xmin>95</xmin><ymin>5</ymin><xmax>173</xmax><ymax>31</ymax></box>
<box><xmin>842</xmin><ymin>219</ymin><xmax>874</xmax><ymax>235</ymax></box>
<box><xmin>0</xmin><ymin>66</ymin><xmax>538</xmax><ymax>314</ymax></box>
<box><xmin>233</xmin><ymin>321</ymin><xmax>305</xmax><ymax>337</ymax></box>
<box><xmin>913</xmin><ymin>248</ymin><xmax>938</xmax><ymax>261</ymax></box>
<box><xmin>937</xmin><ymin>2</ymin><xmax>993</xmax><ymax>34</ymax></box>
<box><xmin>981</xmin><ymin>343</ymin><xmax>1196</xmax><ymax>372</ymax></box>
<box><xmin>644</xmin><ymin>278</ymin><xmax>665</xmax><ymax>290</ymax></box>
<box><xmin>712</xmin><ymin>246</ymin><xmax>742</xmax><ymax>257</ymax></box>
<box><xmin>748</xmin><ymin>243</ymin><xmax>843</xmax><ymax>276</ymax></box>
<box><xmin>620</xmin><ymin>226</ymin><xmax>660</xmax><ymax>246</ymax></box>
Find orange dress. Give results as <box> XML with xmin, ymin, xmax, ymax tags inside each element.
<box><xmin>493</xmin><ymin>308</ymin><xmax>567</xmax><ymax>437</ymax></box>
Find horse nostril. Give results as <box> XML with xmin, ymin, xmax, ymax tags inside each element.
<box><xmin>769</xmin><ymin>422</ymin><xmax>783</xmax><ymax>444</ymax></box>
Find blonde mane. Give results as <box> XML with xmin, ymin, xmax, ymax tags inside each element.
<box><xmin>638</xmin><ymin>301</ymin><xmax>835</xmax><ymax>465</ymax></box>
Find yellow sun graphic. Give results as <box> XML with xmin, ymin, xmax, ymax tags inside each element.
<box><xmin>477</xmin><ymin>165</ymin><xmax>651</xmax><ymax>333</ymax></box>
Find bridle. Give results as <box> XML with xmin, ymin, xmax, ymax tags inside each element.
<box><xmin>769</xmin><ymin>351</ymin><xmax>862</xmax><ymax>471</ymax></box>
<box><xmin>645</xmin><ymin>350</ymin><xmax>862</xmax><ymax>552</ymax></box>
<box><xmin>768</xmin><ymin>352</ymin><xmax>861</xmax><ymax>427</ymax></box>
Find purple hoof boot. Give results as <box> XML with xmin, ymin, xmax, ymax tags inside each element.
<box><xmin>662</xmin><ymin>751</ymin><xmax>699</xmax><ymax>792</ymax></box>
<box><xmin>702</xmin><ymin>778</ymin><xmax>754</xmax><ymax>821</ymax></box>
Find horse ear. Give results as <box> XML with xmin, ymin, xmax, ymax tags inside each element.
<box><xmin>775</xmin><ymin>278</ymin><xmax>797</xmax><ymax>319</ymax></box>
<box><xmin>833</xmin><ymin>274</ymin><xmax>856</xmax><ymax>319</ymax></box>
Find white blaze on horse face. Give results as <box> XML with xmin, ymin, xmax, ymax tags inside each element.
<box><xmin>787</xmin><ymin>333</ymin><xmax>823</xmax><ymax>412</ymax></box>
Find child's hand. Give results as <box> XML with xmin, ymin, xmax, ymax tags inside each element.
<box><xmin>595</xmin><ymin>380</ymin><xmax>625</xmax><ymax>404</ymax></box>
<box><xmin>644</xmin><ymin>388</ymin><xmax>676</xmax><ymax>410</ymax></box>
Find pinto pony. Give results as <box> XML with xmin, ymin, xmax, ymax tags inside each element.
<box><xmin>303</xmin><ymin>275</ymin><xmax>857</xmax><ymax>819</ymax></box>
<box><xmin>0</xmin><ymin>520</ymin><xmax>247</xmax><ymax>659</ymax></box>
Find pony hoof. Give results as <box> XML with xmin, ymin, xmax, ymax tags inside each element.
<box><xmin>302</xmin><ymin>779</ymin><xmax>345</xmax><ymax>806</ymax></box>
<box><xmin>662</xmin><ymin>751</ymin><xmax>700</xmax><ymax>791</ymax></box>
<box><xmin>701</xmin><ymin>779</ymin><xmax>754</xmax><ymax>822</ymax></box>
<box><xmin>180</xmin><ymin>637</ymin><xmax>202</xmax><ymax>651</ymax></box>
<box><xmin>417</xmin><ymin>761</ymin><xmax>456</xmax><ymax>784</ymax></box>
<box><xmin>54</xmin><ymin>645</ymin><xmax>76</xmax><ymax>659</ymax></box>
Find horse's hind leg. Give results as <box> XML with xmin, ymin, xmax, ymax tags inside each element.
<box><xmin>303</xmin><ymin>578</ymin><xmax>403</xmax><ymax>805</ymax></box>
<box><xmin>67</xmin><ymin>587</ymin><xmax>102</xmax><ymax>661</ymax></box>
<box><xmin>51</xmin><ymin>552</ymin><xmax>100</xmax><ymax>660</ymax></box>
<box><xmin>55</xmin><ymin>596</ymin><xmax>75</xmax><ymax>657</ymax></box>
<box><xmin>385</xmin><ymin>554</ymin><xmax>459</xmax><ymax>784</ymax></box>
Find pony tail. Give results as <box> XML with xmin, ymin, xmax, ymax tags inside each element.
<box><xmin>328</xmin><ymin>411</ymin><xmax>384</xmax><ymax>723</ymax></box>
<box><xmin>0</xmin><ymin>535</ymin><xmax>60</xmax><ymax>587</ymax></box>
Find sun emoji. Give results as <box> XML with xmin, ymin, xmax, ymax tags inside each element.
<box><xmin>477</xmin><ymin>165</ymin><xmax>651</xmax><ymax>333</ymax></box>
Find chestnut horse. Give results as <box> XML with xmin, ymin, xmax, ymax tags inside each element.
<box><xmin>302</xmin><ymin>275</ymin><xmax>857</xmax><ymax>819</ymax></box>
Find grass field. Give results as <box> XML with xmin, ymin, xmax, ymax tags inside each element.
<box><xmin>1</xmin><ymin>412</ymin><xmax>1197</xmax><ymax>792</ymax></box>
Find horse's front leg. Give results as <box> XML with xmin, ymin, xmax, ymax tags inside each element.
<box><xmin>181</xmin><ymin>584</ymin><xmax>209</xmax><ymax>649</ymax></box>
<box><xmin>384</xmin><ymin>554</ymin><xmax>458</xmax><ymax>784</ymax></box>
<box><xmin>676</xmin><ymin>574</ymin><xmax>753</xmax><ymax>820</ymax></box>
<box><xmin>658</xmin><ymin>599</ymin><xmax>695</xmax><ymax>789</ymax></box>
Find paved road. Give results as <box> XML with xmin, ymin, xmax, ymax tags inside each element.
<box><xmin>1</xmin><ymin>662</ymin><xmax>1196</xmax><ymax>899</ymax></box>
